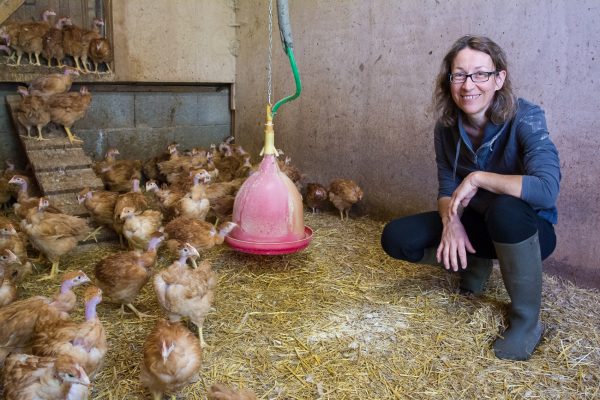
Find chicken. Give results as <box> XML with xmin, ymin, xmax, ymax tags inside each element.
<box><xmin>154</xmin><ymin>244</ymin><xmax>215</xmax><ymax>346</ymax></box>
<box><xmin>112</xmin><ymin>178</ymin><xmax>148</xmax><ymax>246</ymax></box>
<box><xmin>48</xmin><ymin>86</ymin><xmax>92</xmax><ymax>144</ymax></box>
<box><xmin>279</xmin><ymin>155</ymin><xmax>303</xmax><ymax>191</ymax></box>
<box><xmin>145</xmin><ymin>180</ymin><xmax>183</xmax><ymax>220</ymax></box>
<box><xmin>28</xmin><ymin>67</ymin><xmax>79</xmax><ymax>98</ymax></box>
<box><xmin>120</xmin><ymin>206</ymin><xmax>163</xmax><ymax>250</ymax></box>
<box><xmin>305</xmin><ymin>182</ymin><xmax>329</xmax><ymax>213</ymax></box>
<box><xmin>77</xmin><ymin>187</ymin><xmax>118</xmax><ymax>241</ymax></box>
<box><xmin>77</xmin><ymin>18</ymin><xmax>103</xmax><ymax>73</ymax></box>
<box><xmin>8</xmin><ymin>175</ymin><xmax>62</xmax><ymax>220</ymax></box>
<box><xmin>140</xmin><ymin>318</ymin><xmax>202</xmax><ymax>400</ymax></box>
<box><xmin>94</xmin><ymin>148</ymin><xmax>143</xmax><ymax>192</ymax></box>
<box><xmin>142</xmin><ymin>142</ymin><xmax>179</xmax><ymax>184</ymax></box>
<box><xmin>0</xmin><ymin>173</ymin><xmax>13</xmax><ymax>209</ymax></box>
<box><xmin>0</xmin><ymin>249</ymin><xmax>19</xmax><ymax>307</ymax></box>
<box><xmin>2</xmin><ymin>353</ymin><xmax>90</xmax><ymax>400</ymax></box>
<box><xmin>328</xmin><ymin>178</ymin><xmax>364</xmax><ymax>220</ymax></box>
<box><xmin>208</xmin><ymin>194</ymin><xmax>235</xmax><ymax>223</ymax></box>
<box><xmin>94</xmin><ymin>232</ymin><xmax>164</xmax><ymax>318</ymax></box>
<box><xmin>0</xmin><ymin>222</ymin><xmax>32</xmax><ymax>283</ymax></box>
<box><xmin>15</xmin><ymin>86</ymin><xmax>51</xmax><ymax>141</ymax></box>
<box><xmin>6</xmin><ymin>9</ymin><xmax>56</xmax><ymax>66</ymax></box>
<box><xmin>61</xmin><ymin>21</ymin><xmax>85</xmax><ymax>72</ymax></box>
<box><xmin>0</xmin><ymin>270</ymin><xmax>90</xmax><ymax>366</ymax></box>
<box><xmin>21</xmin><ymin>197</ymin><xmax>90</xmax><ymax>279</ymax></box>
<box><xmin>88</xmin><ymin>19</ymin><xmax>112</xmax><ymax>73</ymax></box>
<box><xmin>208</xmin><ymin>384</ymin><xmax>258</xmax><ymax>400</ymax></box>
<box><xmin>32</xmin><ymin>286</ymin><xmax>107</xmax><ymax>378</ymax></box>
<box><xmin>172</xmin><ymin>170</ymin><xmax>211</xmax><ymax>220</ymax></box>
<box><xmin>42</xmin><ymin>16</ymin><xmax>72</xmax><ymax>67</ymax></box>
<box><xmin>164</xmin><ymin>217</ymin><xmax>237</xmax><ymax>264</ymax></box>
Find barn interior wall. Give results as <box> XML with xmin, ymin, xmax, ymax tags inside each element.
<box><xmin>233</xmin><ymin>1</ymin><xmax>600</xmax><ymax>288</ymax></box>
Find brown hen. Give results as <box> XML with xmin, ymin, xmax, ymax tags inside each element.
<box><xmin>14</xmin><ymin>9</ymin><xmax>56</xmax><ymax>65</ymax></box>
<box><xmin>3</xmin><ymin>353</ymin><xmax>90</xmax><ymax>400</ymax></box>
<box><xmin>208</xmin><ymin>384</ymin><xmax>258</xmax><ymax>400</ymax></box>
<box><xmin>328</xmin><ymin>178</ymin><xmax>364</xmax><ymax>220</ymax></box>
<box><xmin>154</xmin><ymin>243</ymin><xmax>216</xmax><ymax>346</ymax></box>
<box><xmin>140</xmin><ymin>318</ymin><xmax>202</xmax><ymax>400</ymax></box>
<box><xmin>42</xmin><ymin>17</ymin><xmax>71</xmax><ymax>67</ymax></box>
<box><xmin>305</xmin><ymin>182</ymin><xmax>329</xmax><ymax>213</ymax></box>
<box><xmin>32</xmin><ymin>286</ymin><xmax>107</xmax><ymax>377</ymax></box>
<box><xmin>120</xmin><ymin>206</ymin><xmax>163</xmax><ymax>250</ymax></box>
<box><xmin>0</xmin><ymin>249</ymin><xmax>19</xmax><ymax>307</ymax></box>
<box><xmin>48</xmin><ymin>86</ymin><xmax>92</xmax><ymax>144</ymax></box>
<box><xmin>15</xmin><ymin>86</ymin><xmax>51</xmax><ymax>141</ymax></box>
<box><xmin>28</xmin><ymin>67</ymin><xmax>79</xmax><ymax>98</ymax></box>
<box><xmin>94</xmin><ymin>233</ymin><xmax>164</xmax><ymax>318</ymax></box>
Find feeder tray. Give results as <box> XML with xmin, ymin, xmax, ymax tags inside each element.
<box><xmin>225</xmin><ymin>226</ymin><xmax>313</xmax><ymax>255</ymax></box>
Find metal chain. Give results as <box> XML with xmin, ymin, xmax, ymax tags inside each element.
<box><xmin>267</xmin><ymin>0</ymin><xmax>273</xmax><ymax>105</ymax></box>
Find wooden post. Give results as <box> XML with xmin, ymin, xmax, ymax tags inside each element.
<box><xmin>0</xmin><ymin>0</ymin><xmax>24</xmax><ymax>25</ymax></box>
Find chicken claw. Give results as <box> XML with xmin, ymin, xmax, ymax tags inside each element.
<box><xmin>64</xmin><ymin>127</ymin><xmax>83</xmax><ymax>144</ymax></box>
<box><xmin>122</xmin><ymin>303</ymin><xmax>153</xmax><ymax>319</ymax></box>
<box><xmin>37</xmin><ymin>261</ymin><xmax>60</xmax><ymax>281</ymax></box>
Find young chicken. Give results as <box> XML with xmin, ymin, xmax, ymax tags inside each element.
<box><xmin>48</xmin><ymin>86</ymin><xmax>92</xmax><ymax>144</ymax></box>
<box><xmin>154</xmin><ymin>244</ymin><xmax>215</xmax><ymax>346</ymax></box>
<box><xmin>15</xmin><ymin>9</ymin><xmax>56</xmax><ymax>66</ymax></box>
<box><xmin>305</xmin><ymin>182</ymin><xmax>329</xmax><ymax>213</ymax></box>
<box><xmin>140</xmin><ymin>318</ymin><xmax>202</xmax><ymax>400</ymax></box>
<box><xmin>94</xmin><ymin>232</ymin><xmax>164</xmax><ymax>318</ymax></box>
<box><xmin>164</xmin><ymin>217</ymin><xmax>237</xmax><ymax>265</ymax></box>
<box><xmin>143</xmin><ymin>143</ymin><xmax>179</xmax><ymax>184</ymax></box>
<box><xmin>21</xmin><ymin>197</ymin><xmax>90</xmax><ymax>279</ymax></box>
<box><xmin>120</xmin><ymin>206</ymin><xmax>163</xmax><ymax>250</ymax></box>
<box><xmin>328</xmin><ymin>178</ymin><xmax>364</xmax><ymax>220</ymax></box>
<box><xmin>32</xmin><ymin>286</ymin><xmax>107</xmax><ymax>378</ymax></box>
<box><xmin>0</xmin><ymin>249</ymin><xmax>19</xmax><ymax>307</ymax></box>
<box><xmin>112</xmin><ymin>178</ymin><xmax>148</xmax><ymax>246</ymax></box>
<box><xmin>78</xmin><ymin>18</ymin><xmax>104</xmax><ymax>73</ymax></box>
<box><xmin>42</xmin><ymin>17</ymin><xmax>71</xmax><ymax>67</ymax></box>
<box><xmin>2</xmin><ymin>353</ymin><xmax>90</xmax><ymax>400</ymax></box>
<box><xmin>8</xmin><ymin>175</ymin><xmax>62</xmax><ymax>220</ymax></box>
<box><xmin>145</xmin><ymin>180</ymin><xmax>184</xmax><ymax>220</ymax></box>
<box><xmin>172</xmin><ymin>170</ymin><xmax>211</xmax><ymax>220</ymax></box>
<box><xmin>77</xmin><ymin>187</ymin><xmax>119</xmax><ymax>241</ymax></box>
<box><xmin>15</xmin><ymin>86</ymin><xmax>51</xmax><ymax>141</ymax></box>
<box><xmin>208</xmin><ymin>384</ymin><xmax>258</xmax><ymax>400</ymax></box>
<box><xmin>0</xmin><ymin>270</ymin><xmax>90</xmax><ymax>366</ymax></box>
<box><xmin>88</xmin><ymin>18</ymin><xmax>113</xmax><ymax>73</ymax></box>
<box><xmin>28</xmin><ymin>67</ymin><xmax>79</xmax><ymax>98</ymax></box>
<box><xmin>62</xmin><ymin>21</ymin><xmax>85</xmax><ymax>72</ymax></box>
<box><xmin>95</xmin><ymin>148</ymin><xmax>143</xmax><ymax>193</ymax></box>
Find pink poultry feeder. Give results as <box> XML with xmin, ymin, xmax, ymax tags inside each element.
<box><xmin>226</xmin><ymin>0</ymin><xmax>312</xmax><ymax>255</ymax></box>
<box><xmin>226</xmin><ymin>106</ymin><xmax>313</xmax><ymax>255</ymax></box>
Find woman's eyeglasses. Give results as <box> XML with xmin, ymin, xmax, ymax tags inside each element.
<box><xmin>449</xmin><ymin>71</ymin><xmax>498</xmax><ymax>84</ymax></box>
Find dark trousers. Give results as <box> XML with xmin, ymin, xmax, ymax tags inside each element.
<box><xmin>381</xmin><ymin>195</ymin><xmax>556</xmax><ymax>262</ymax></box>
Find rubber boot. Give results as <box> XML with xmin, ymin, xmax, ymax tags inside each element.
<box><xmin>459</xmin><ymin>256</ymin><xmax>493</xmax><ymax>295</ymax></box>
<box><xmin>493</xmin><ymin>232</ymin><xmax>544</xmax><ymax>361</ymax></box>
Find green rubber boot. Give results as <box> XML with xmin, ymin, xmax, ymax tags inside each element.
<box><xmin>459</xmin><ymin>256</ymin><xmax>493</xmax><ymax>295</ymax></box>
<box><xmin>493</xmin><ymin>233</ymin><xmax>544</xmax><ymax>361</ymax></box>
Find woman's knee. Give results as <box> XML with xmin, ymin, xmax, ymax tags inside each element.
<box><xmin>485</xmin><ymin>195</ymin><xmax>538</xmax><ymax>243</ymax></box>
<box><xmin>381</xmin><ymin>212</ymin><xmax>441</xmax><ymax>261</ymax></box>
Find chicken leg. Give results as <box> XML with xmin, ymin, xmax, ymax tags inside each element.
<box><xmin>36</xmin><ymin>125</ymin><xmax>48</xmax><ymax>141</ymax></box>
<box><xmin>123</xmin><ymin>303</ymin><xmax>152</xmax><ymax>319</ymax></box>
<box><xmin>37</xmin><ymin>260</ymin><xmax>60</xmax><ymax>281</ymax></box>
<box><xmin>64</xmin><ymin>126</ymin><xmax>83</xmax><ymax>144</ymax></box>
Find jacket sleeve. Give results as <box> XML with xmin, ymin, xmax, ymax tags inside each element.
<box><xmin>434</xmin><ymin>122</ymin><xmax>458</xmax><ymax>199</ymax></box>
<box><xmin>518</xmin><ymin>105</ymin><xmax>561</xmax><ymax>209</ymax></box>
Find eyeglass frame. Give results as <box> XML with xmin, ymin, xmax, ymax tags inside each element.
<box><xmin>449</xmin><ymin>70</ymin><xmax>499</xmax><ymax>84</ymax></box>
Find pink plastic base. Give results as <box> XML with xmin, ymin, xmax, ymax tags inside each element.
<box><xmin>225</xmin><ymin>226</ymin><xmax>313</xmax><ymax>255</ymax></box>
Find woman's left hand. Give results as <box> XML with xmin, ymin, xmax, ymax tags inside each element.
<box><xmin>449</xmin><ymin>172</ymin><xmax>479</xmax><ymax>216</ymax></box>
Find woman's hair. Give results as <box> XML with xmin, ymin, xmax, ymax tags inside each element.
<box><xmin>434</xmin><ymin>35</ymin><xmax>517</xmax><ymax>127</ymax></box>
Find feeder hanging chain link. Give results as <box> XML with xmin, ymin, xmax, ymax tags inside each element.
<box><xmin>267</xmin><ymin>0</ymin><xmax>274</xmax><ymax>106</ymax></box>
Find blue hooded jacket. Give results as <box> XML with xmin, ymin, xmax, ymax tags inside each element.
<box><xmin>434</xmin><ymin>98</ymin><xmax>561</xmax><ymax>224</ymax></box>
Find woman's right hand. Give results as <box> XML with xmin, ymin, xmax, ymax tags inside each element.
<box><xmin>436</xmin><ymin>216</ymin><xmax>475</xmax><ymax>272</ymax></box>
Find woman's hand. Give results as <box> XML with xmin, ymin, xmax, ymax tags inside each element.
<box><xmin>449</xmin><ymin>172</ymin><xmax>479</xmax><ymax>216</ymax></box>
<box><xmin>436</xmin><ymin>216</ymin><xmax>475</xmax><ymax>271</ymax></box>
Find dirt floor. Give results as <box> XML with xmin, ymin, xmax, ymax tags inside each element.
<box><xmin>7</xmin><ymin>211</ymin><xmax>600</xmax><ymax>399</ymax></box>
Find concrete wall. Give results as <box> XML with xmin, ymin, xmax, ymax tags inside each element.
<box><xmin>112</xmin><ymin>0</ymin><xmax>237</xmax><ymax>82</ymax></box>
<box><xmin>234</xmin><ymin>1</ymin><xmax>600</xmax><ymax>288</ymax></box>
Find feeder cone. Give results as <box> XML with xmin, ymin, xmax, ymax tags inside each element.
<box><xmin>226</xmin><ymin>106</ymin><xmax>311</xmax><ymax>254</ymax></box>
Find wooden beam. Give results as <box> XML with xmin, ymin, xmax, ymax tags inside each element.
<box><xmin>0</xmin><ymin>0</ymin><xmax>24</xmax><ymax>25</ymax></box>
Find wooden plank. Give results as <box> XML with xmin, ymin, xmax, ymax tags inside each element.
<box><xmin>27</xmin><ymin>147</ymin><xmax>93</xmax><ymax>171</ymax></box>
<box><xmin>0</xmin><ymin>0</ymin><xmax>25</xmax><ymax>25</ymax></box>
<box><xmin>47</xmin><ymin>192</ymin><xmax>87</xmax><ymax>216</ymax></box>
<box><xmin>37</xmin><ymin>168</ymin><xmax>103</xmax><ymax>194</ymax></box>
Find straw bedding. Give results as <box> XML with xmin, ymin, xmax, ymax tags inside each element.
<box><xmin>10</xmin><ymin>212</ymin><xmax>600</xmax><ymax>399</ymax></box>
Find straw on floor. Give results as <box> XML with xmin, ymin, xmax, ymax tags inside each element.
<box><xmin>13</xmin><ymin>211</ymin><xmax>600</xmax><ymax>399</ymax></box>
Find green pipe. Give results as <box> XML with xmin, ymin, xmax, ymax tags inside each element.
<box><xmin>272</xmin><ymin>48</ymin><xmax>301</xmax><ymax>117</ymax></box>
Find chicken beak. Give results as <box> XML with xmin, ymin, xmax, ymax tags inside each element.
<box><xmin>78</xmin><ymin>366</ymin><xmax>91</xmax><ymax>386</ymax></box>
<box><xmin>4</xmin><ymin>250</ymin><xmax>19</xmax><ymax>264</ymax></box>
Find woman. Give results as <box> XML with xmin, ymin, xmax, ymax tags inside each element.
<box><xmin>381</xmin><ymin>35</ymin><xmax>560</xmax><ymax>361</ymax></box>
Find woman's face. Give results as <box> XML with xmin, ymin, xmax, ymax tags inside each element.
<box><xmin>450</xmin><ymin>48</ymin><xmax>506</xmax><ymax>123</ymax></box>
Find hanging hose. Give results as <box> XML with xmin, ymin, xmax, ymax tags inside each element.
<box><xmin>272</xmin><ymin>0</ymin><xmax>302</xmax><ymax>117</ymax></box>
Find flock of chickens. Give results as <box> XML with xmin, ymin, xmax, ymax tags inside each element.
<box><xmin>0</xmin><ymin>77</ymin><xmax>364</xmax><ymax>400</ymax></box>
<box><xmin>0</xmin><ymin>10</ymin><xmax>112</xmax><ymax>74</ymax></box>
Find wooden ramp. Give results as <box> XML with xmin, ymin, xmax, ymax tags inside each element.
<box><xmin>5</xmin><ymin>95</ymin><xmax>116</xmax><ymax>242</ymax></box>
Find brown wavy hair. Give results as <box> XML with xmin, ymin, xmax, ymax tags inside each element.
<box><xmin>434</xmin><ymin>35</ymin><xmax>517</xmax><ymax>127</ymax></box>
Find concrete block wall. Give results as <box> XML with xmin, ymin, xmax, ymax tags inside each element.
<box><xmin>0</xmin><ymin>86</ymin><xmax>231</xmax><ymax>168</ymax></box>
